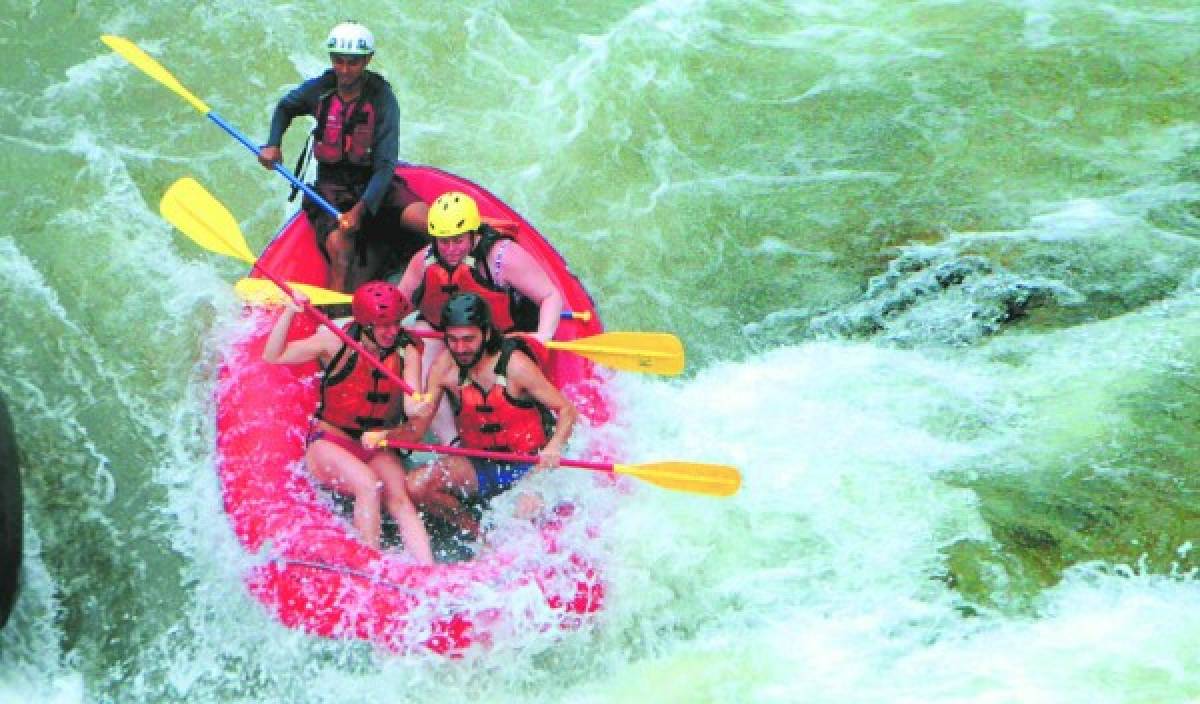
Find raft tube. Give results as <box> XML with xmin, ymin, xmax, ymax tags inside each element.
<box><xmin>215</xmin><ymin>165</ymin><xmax>610</xmax><ymax>655</ymax></box>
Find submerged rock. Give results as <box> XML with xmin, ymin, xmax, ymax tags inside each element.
<box><xmin>810</xmin><ymin>244</ymin><xmax>1080</xmax><ymax>346</ymax></box>
<box><xmin>0</xmin><ymin>392</ymin><xmax>21</xmax><ymax>629</ymax></box>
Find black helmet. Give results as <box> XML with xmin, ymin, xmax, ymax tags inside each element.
<box><xmin>441</xmin><ymin>293</ymin><xmax>501</xmax><ymax>360</ymax></box>
<box><xmin>441</xmin><ymin>292</ymin><xmax>491</xmax><ymax>330</ymax></box>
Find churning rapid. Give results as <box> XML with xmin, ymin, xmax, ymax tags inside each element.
<box><xmin>2</xmin><ymin>1</ymin><xmax>1199</xmax><ymax>702</ymax></box>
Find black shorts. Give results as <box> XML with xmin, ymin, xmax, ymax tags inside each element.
<box><xmin>304</xmin><ymin>174</ymin><xmax>428</xmax><ymax>287</ymax></box>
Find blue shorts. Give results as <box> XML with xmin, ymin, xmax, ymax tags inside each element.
<box><xmin>471</xmin><ymin>458</ymin><xmax>534</xmax><ymax>501</ymax></box>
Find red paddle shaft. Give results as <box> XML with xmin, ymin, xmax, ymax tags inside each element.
<box><xmin>262</xmin><ymin>265</ymin><xmax>416</xmax><ymax>395</ymax></box>
<box><xmin>386</xmin><ymin>441</ymin><xmax>613</xmax><ymax>472</ymax></box>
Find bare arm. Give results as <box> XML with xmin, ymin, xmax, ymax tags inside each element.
<box><xmin>364</xmin><ymin>342</ymin><xmax>430</xmax><ymax>448</ymax></box>
<box><xmin>393</xmin><ymin>246</ymin><xmax>431</xmax><ymax>302</ymax></box>
<box><xmin>261</xmin><ymin>303</ymin><xmax>338</xmax><ymax>365</ymax></box>
<box><xmin>397</xmin><ymin>348</ymin><xmax>455</xmax><ymax>442</ymax></box>
<box><xmin>400</xmin><ymin>342</ymin><xmax>426</xmax><ymax>418</ymax></box>
<box><xmin>496</xmin><ymin>244</ymin><xmax>563</xmax><ymax>342</ymax></box>
<box><xmin>508</xmin><ymin>352</ymin><xmax>577</xmax><ymax>468</ymax></box>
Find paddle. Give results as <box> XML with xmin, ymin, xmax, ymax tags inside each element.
<box><xmin>233</xmin><ymin>279</ymin><xmax>684</xmax><ymax>375</ymax></box>
<box><xmin>159</xmin><ymin>176</ymin><xmax>419</xmax><ymax>396</ymax></box>
<box><xmin>383</xmin><ymin>441</ymin><xmax>741</xmax><ymax>497</ymax></box>
<box><xmin>234</xmin><ymin>278</ymin><xmax>592</xmax><ymax>321</ymax></box>
<box><xmin>101</xmin><ymin>35</ymin><xmax>340</xmax><ymax>220</ymax></box>
<box><xmin>406</xmin><ymin>329</ymin><xmax>684</xmax><ymax>376</ymax></box>
<box><xmin>234</xmin><ymin>277</ymin><xmax>354</xmax><ymax>307</ymax></box>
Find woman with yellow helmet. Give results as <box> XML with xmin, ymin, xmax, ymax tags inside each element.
<box><xmin>390</xmin><ymin>190</ymin><xmax>564</xmax><ymax>442</ymax></box>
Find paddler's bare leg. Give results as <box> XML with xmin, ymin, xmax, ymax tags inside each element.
<box><xmin>412</xmin><ymin>328</ymin><xmax>457</xmax><ymax>444</ymax></box>
<box><xmin>307</xmin><ymin>440</ymin><xmax>384</xmax><ymax>549</ymax></box>
<box><xmin>374</xmin><ymin>453</ymin><xmax>433</xmax><ymax>564</ymax></box>
<box><xmin>407</xmin><ymin>456</ymin><xmax>480</xmax><ymax>537</ymax></box>
<box><xmin>400</xmin><ymin>201</ymin><xmax>429</xmax><ymax>239</ymax></box>
<box><xmin>326</xmin><ymin>227</ymin><xmax>354</xmax><ymax>293</ymax></box>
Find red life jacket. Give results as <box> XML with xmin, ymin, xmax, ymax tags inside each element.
<box><xmin>415</xmin><ymin>225</ymin><xmax>519</xmax><ymax>332</ymax></box>
<box><xmin>311</xmin><ymin>71</ymin><xmax>384</xmax><ymax>167</ymax></box>
<box><xmin>316</xmin><ymin>323</ymin><xmax>412</xmax><ymax>434</ymax></box>
<box><xmin>451</xmin><ymin>337</ymin><xmax>554</xmax><ymax>454</ymax></box>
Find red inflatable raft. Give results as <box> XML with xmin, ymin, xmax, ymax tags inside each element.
<box><xmin>215</xmin><ymin>165</ymin><xmax>610</xmax><ymax>655</ymax></box>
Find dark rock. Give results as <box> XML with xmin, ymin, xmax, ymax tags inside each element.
<box><xmin>0</xmin><ymin>393</ymin><xmax>20</xmax><ymax>629</ymax></box>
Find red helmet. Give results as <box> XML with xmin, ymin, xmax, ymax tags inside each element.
<box><xmin>351</xmin><ymin>282</ymin><xmax>411</xmax><ymax>326</ymax></box>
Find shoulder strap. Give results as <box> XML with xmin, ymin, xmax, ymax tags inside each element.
<box><xmin>311</xmin><ymin>70</ymin><xmax>340</xmax><ymax>140</ymax></box>
<box><xmin>321</xmin><ymin>322</ymin><xmax>362</xmax><ymax>386</ymax></box>
<box><xmin>494</xmin><ymin>337</ymin><xmax>551</xmax><ymax>416</ymax></box>
<box><xmin>289</xmin><ymin>70</ymin><xmax>339</xmax><ymax>201</ymax></box>
<box><xmin>393</xmin><ymin>329</ymin><xmax>415</xmax><ymax>354</ymax></box>
<box><xmin>471</xmin><ymin>224</ymin><xmax>515</xmax><ymax>286</ymax></box>
<box><xmin>341</xmin><ymin>71</ymin><xmax>387</xmax><ymax>131</ymax></box>
<box><xmin>494</xmin><ymin>337</ymin><xmax>527</xmax><ymax>380</ymax></box>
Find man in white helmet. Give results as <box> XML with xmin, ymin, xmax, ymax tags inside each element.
<box><xmin>259</xmin><ymin>21</ymin><xmax>429</xmax><ymax>293</ymax></box>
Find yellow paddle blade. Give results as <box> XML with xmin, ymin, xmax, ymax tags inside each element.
<box><xmin>160</xmin><ymin>177</ymin><xmax>257</xmax><ymax>265</ymax></box>
<box><xmin>549</xmin><ymin>332</ymin><xmax>685</xmax><ymax>376</ymax></box>
<box><xmin>235</xmin><ymin>278</ymin><xmax>352</xmax><ymax>306</ymax></box>
<box><xmin>101</xmin><ymin>35</ymin><xmax>210</xmax><ymax>114</ymax></box>
<box><xmin>614</xmin><ymin>461</ymin><xmax>741</xmax><ymax>497</ymax></box>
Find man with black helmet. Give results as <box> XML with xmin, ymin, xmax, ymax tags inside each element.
<box><xmin>367</xmin><ymin>292</ymin><xmax>577</xmax><ymax>538</ymax></box>
<box><xmin>258</xmin><ymin>21</ymin><xmax>429</xmax><ymax>293</ymax></box>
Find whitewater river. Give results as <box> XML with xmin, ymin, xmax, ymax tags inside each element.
<box><xmin>1</xmin><ymin>1</ymin><xmax>1198</xmax><ymax>702</ymax></box>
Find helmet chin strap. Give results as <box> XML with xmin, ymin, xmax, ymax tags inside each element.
<box><xmin>363</xmin><ymin>324</ymin><xmax>398</xmax><ymax>353</ymax></box>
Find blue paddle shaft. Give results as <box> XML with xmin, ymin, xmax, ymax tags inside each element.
<box><xmin>206</xmin><ymin>111</ymin><xmax>341</xmax><ymax>219</ymax></box>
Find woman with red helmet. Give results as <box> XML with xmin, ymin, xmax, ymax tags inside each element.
<box><xmin>262</xmin><ymin>281</ymin><xmax>432</xmax><ymax>563</ymax></box>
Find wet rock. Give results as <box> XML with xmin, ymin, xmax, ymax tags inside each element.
<box><xmin>0</xmin><ymin>392</ymin><xmax>21</xmax><ymax>629</ymax></box>
<box><xmin>810</xmin><ymin>244</ymin><xmax>1080</xmax><ymax>346</ymax></box>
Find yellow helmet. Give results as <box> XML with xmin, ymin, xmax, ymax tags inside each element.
<box><xmin>428</xmin><ymin>191</ymin><xmax>481</xmax><ymax>238</ymax></box>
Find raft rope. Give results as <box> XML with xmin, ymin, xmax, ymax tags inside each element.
<box><xmin>273</xmin><ymin>557</ymin><xmax>423</xmax><ymax>598</ymax></box>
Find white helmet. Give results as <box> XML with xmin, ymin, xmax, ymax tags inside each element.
<box><xmin>326</xmin><ymin>21</ymin><xmax>375</xmax><ymax>56</ymax></box>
